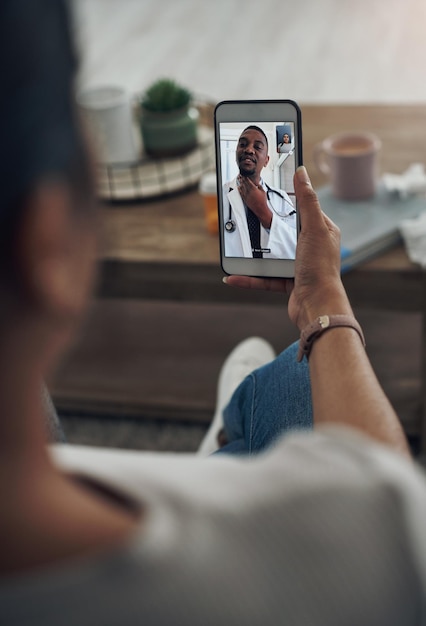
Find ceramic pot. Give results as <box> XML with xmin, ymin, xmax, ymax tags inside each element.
<box><xmin>140</xmin><ymin>105</ymin><xmax>199</xmax><ymax>157</ymax></box>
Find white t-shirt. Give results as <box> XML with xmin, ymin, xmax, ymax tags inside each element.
<box><xmin>1</xmin><ymin>427</ymin><xmax>426</xmax><ymax>625</ymax></box>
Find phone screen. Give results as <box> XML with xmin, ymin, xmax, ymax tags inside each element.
<box><xmin>215</xmin><ymin>100</ymin><xmax>302</xmax><ymax>278</ymax></box>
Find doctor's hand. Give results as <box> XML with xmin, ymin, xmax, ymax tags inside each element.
<box><xmin>237</xmin><ymin>175</ymin><xmax>272</xmax><ymax>229</ymax></box>
<box><xmin>225</xmin><ymin>167</ymin><xmax>352</xmax><ymax>331</ymax></box>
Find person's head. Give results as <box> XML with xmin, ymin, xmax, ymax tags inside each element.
<box><xmin>282</xmin><ymin>133</ymin><xmax>290</xmax><ymax>144</ymax></box>
<box><xmin>236</xmin><ymin>126</ymin><xmax>269</xmax><ymax>180</ymax></box>
<box><xmin>0</xmin><ymin>0</ymin><xmax>95</xmax><ymax>366</ymax></box>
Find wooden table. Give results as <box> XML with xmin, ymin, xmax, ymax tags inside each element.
<box><xmin>97</xmin><ymin>104</ymin><xmax>426</xmax><ymax>448</ymax></box>
<box><xmin>98</xmin><ymin>103</ymin><xmax>425</xmax><ymax>310</ymax></box>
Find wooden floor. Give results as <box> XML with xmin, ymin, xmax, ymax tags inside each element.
<box><xmin>73</xmin><ymin>0</ymin><xmax>426</xmax><ymax>104</ymax></box>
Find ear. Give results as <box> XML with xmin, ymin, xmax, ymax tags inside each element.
<box><xmin>265</xmin><ymin>155</ymin><xmax>270</xmax><ymax>168</ymax></box>
<box><xmin>16</xmin><ymin>181</ymin><xmax>90</xmax><ymax>321</ymax></box>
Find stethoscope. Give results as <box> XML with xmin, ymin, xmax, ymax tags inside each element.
<box><xmin>225</xmin><ymin>183</ymin><xmax>295</xmax><ymax>233</ymax></box>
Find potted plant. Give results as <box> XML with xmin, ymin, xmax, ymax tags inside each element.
<box><xmin>139</xmin><ymin>78</ymin><xmax>199</xmax><ymax>157</ymax></box>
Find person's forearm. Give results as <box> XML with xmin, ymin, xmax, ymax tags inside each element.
<box><xmin>308</xmin><ymin>324</ymin><xmax>411</xmax><ymax>458</ymax></box>
<box><xmin>226</xmin><ymin>166</ymin><xmax>412</xmax><ymax>459</ymax></box>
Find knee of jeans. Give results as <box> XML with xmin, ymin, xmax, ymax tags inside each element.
<box><xmin>211</xmin><ymin>439</ymin><xmax>248</xmax><ymax>456</ymax></box>
<box><xmin>248</xmin><ymin>343</ymin><xmax>313</xmax><ymax>447</ymax></box>
<box><xmin>277</xmin><ymin>341</ymin><xmax>310</xmax><ymax>381</ymax></box>
<box><xmin>277</xmin><ymin>340</ymin><xmax>299</xmax><ymax>361</ymax></box>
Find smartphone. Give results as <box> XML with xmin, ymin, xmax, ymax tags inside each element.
<box><xmin>214</xmin><ymin>100</ymin><xmax>302</xmax><ymax>278</ymax></box>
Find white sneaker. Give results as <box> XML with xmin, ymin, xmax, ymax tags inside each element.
<box><xmin>197</xmin><ymin>337</ymin><xmax>276</xmax><ymax>456</ymax></box>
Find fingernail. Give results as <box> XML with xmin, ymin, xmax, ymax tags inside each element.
<box><xmin>222</xmin><ymin>276</ymin><xmax>228</xmax><ymax>284</ymax></box>
<box><xmin>296</xmin><ymin>166</ymin><xmax>311</xmax><ymax>185</ymax></box>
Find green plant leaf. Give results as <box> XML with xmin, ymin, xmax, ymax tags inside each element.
<box><xmin>141</xmin><ymin>78</ymin><xmax>192</xmax><ymax>112</ymax></box>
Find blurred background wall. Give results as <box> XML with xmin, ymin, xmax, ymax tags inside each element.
<box><xmin>72</xmin><ymin>0</ymin><xmax>426</xmax><ymax>104</ymax></box>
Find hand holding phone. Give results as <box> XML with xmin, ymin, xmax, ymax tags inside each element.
<box><xmin>225</xmin><ymin>166</ymin><xmax>346</xmax><ymax>332</ymax></box>
<box><xmin>214</xmin><ymin>100</ymin><xmax>303</xmax><ymax>278</ymax></box>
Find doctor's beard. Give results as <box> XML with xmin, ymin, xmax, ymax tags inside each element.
<box><xmin>238</xmin><ymin>164</ymin><xmax>256</xmax><ymax>178</ymax></box>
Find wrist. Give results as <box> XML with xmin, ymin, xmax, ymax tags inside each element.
<box><xmin>297</xmin><ymin>314</ymin><xmax>366</xmax><ymax>362</ymax></box>
<box><xmin>295</xmin><ymin>285</ymin><xmax>352</xmax><ymax>331</ymax></box>
<box><xmin>260</xmin><ymin>213</ymin><xmax>272</xmax><ymax>229</ymax></box>
<box><xmin>256</xmin><ymin>203</ymin><xmax>272</xmax><ymax>229</ymax></box>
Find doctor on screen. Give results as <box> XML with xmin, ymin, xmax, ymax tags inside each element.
<box><xmin>223</xmin><ymin>125</ymin><xmax>297</xmax><ymax>259</ymax></box>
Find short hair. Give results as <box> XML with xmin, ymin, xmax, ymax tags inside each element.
<box><xmin>241</xmin><ymin>125</ymin><xmax>268</xmax><ymax>149</ymax></box>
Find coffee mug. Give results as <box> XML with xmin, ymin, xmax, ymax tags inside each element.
<box><xmin>77</xmin><ymin>86</ymin><xmax>139</xmax><ymax>164</ymax></box>
<box><xmin>313</xmin><ymin>131</ymin><xmax>381</xmax><ymax>200</ymax></box>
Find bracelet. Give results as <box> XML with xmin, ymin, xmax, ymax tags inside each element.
<box><xmin>297</xmin><ymin>314</ymin><xmax>366</xmax><ymax>362</ymax></box>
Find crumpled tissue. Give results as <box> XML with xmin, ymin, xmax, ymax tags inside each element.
<box><xmin>382</xmin><ymin>163</ymin><xmax>426</xmax><ymax>266</ymax></box>
<box><xmin>399</xmin><ymin>212</ymin><xmax>426</xmax><ymax>268</ymax></box>
<box><xmin>383</xmin><ymin>163</ymin><xmax>426</xmax><ymax>198</ymax></box>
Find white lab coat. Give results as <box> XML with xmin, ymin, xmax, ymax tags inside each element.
<box><xmin>223</xmin><ymin>178</ymin><xmax>297</xmax><ymax>259</ymax></box>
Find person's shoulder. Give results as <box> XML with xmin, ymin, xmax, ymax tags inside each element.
<box><xmin>268</xmin><ymin>427</ymin><xmax>426</xmax><ymax>543</ymax></box>
<box><xmin>49</xmin><ymin>443</ymin><xmax>247</xmax><ymax>507</ymax></box>
<box><xmin>271</xmin><ymin>425</ymin><xmax>426</xmax><ymax>497</ymax></box>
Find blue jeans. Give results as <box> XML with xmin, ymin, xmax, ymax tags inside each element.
<box><xmin>215</xmin><ymin>341</ymin><xmax>313</xmax><ymax>456</ymax></box>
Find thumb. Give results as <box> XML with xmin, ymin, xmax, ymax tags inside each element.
<box><xmin>294</xmin><ymin>166</ymin><xmax>324</xmax><ymax>230</ymax></box>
